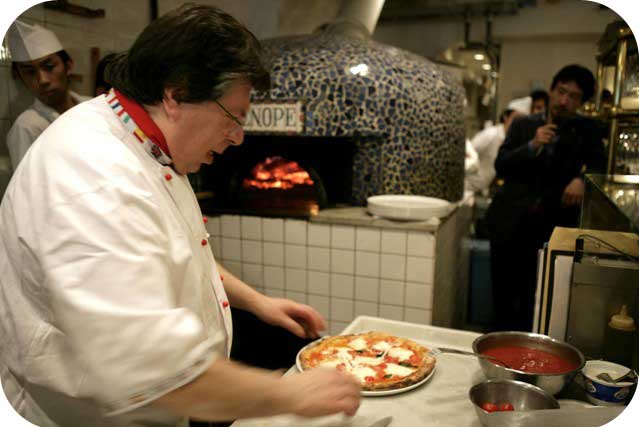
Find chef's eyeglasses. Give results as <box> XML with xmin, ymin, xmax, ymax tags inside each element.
<box><xmin>214</xmin><ymin>99</ymin><xmax>245</xmax><ymax>128</ymax></box>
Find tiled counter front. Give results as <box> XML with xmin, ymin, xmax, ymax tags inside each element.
<box><xmin>206</xmin><ymin>215</ymin><xmax>436</xmax><ymax>334</ymax></box>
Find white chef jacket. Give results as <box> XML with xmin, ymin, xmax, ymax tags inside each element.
<box><xmin>6</xmin><ymin>91</ymin><xmax>91</xmax><ymax>170</ymax></box>
<box><xmin>465</xmin><ymin>124</ymin><xmax>505</xmax><ymax>194</ymax></box>
<box><xmin>0</xmin><ymin>93</ymin><xmax>232</xmax><ymax>427</ymax></box>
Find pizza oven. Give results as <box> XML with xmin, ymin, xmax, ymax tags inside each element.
<box><xmin>196</xmin><ymin>21</ymin><xmax>465</xmax><ymax>218</ymax></box>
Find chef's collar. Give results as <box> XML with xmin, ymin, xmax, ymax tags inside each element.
<box><xmin>113</xmin><ymin>89</ymin><xmax>171</xmax><ymax>158</ymax></box>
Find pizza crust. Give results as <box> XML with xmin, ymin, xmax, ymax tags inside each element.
<box><xmin>298</xmin><ymin>331</ymin><xmax>436</xmax><ymax>392</ymax></box>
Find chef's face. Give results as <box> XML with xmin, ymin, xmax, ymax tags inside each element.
<box><xmin>169</xmin><ymin>80</ymin><xmax>250</xmax><ymax>174</ymax></box>
<box><xmin>14</xmin><ymin>53</ymin><xmax>72</xmax><ymax>108</ymax></box>
<box><xmin>548</xmin><ymin>81</ymin><xmax>583</xmax><ymax>119</ymax></box>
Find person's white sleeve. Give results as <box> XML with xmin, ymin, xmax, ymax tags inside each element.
<box><xmin>6</xmin><ymin>122</ymin><xmax>38</xmax><ymax>170</ymax></box>
<box><xmin>39</xmin><ymin>170</ymin><xmax>223</xmax><ymax>416</ymax></box>
<box><xmin>470</xmin><ymin>127</ymin><xmax>494</xmax><ymax>154</ymax></box>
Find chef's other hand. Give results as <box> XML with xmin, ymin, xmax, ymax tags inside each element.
<box><xmin>562</xmin><ymin>177</ymin><xmax>585</xmax><ymax>206</ymax></box>
<box><xmin>255</xmin><ymin>296</ymin><xmax>325</xmax><ymax>339</ymax></box>
<box><xmin>281</xmin><ymin>368</ymin><xmax>361</xmax><ymax>417</ymax></box>
<box><xmin>531</xmin><ymin>124</ymin><xmax>557</xmax><ymax>150</ymax></box>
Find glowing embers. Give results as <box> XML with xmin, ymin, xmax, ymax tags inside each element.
<box><xmin>242</xmin><ymin>156</ymin><xmax>314</xmax><ymax>190</ymax></box>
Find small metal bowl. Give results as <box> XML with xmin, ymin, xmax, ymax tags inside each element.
<box><xmin>469</xmin><ymin>380</ymin><xmax>560</xmax><ymax>426</ymax></box>
<box><xmin>472</xmin><ymin>331</ymin><xmax>585</xmax><ymax>395</ymax></box>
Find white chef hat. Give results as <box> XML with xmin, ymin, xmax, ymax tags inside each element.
<box><xmin>507</xmin><ymin>96</ymin><xmax>532</xmax><ymax>115</ymax></box>
<box><xmin>7</xmin><ymin>20</ymin><xmax>64</xmax><ymax>62</ymax></box>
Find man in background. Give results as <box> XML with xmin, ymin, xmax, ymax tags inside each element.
<box><xmin>530</xmin><ymin>89</ymin><xmax>549</xmax><ymax>115</ymax></box>
<box><xmin>486</xmin><ymin>64</ymin><xmax>606</xmax><ymax>332</ymax></box>
<box><xmin>6</xmin><ymin>20</ymin><xmax>89</xmax><ymax>169</ymax></box>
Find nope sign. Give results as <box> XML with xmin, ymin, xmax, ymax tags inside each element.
<box><xmin>244</xmin><ymin>102</ymin><xmax>304</xmax><ymax>133</ymax></box>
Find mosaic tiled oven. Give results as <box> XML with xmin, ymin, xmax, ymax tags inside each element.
<box><xmin>200</xmin><ymin>22</ymin><xmax>465</xmax><ymax>216</ymax></box>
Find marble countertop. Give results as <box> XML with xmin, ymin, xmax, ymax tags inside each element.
<box><xmin>309</xmin><ymin>206</ymin><xmax>446</xmax><ymax>231</ymax></box>
<box><xmin>231</xmin><ymin>317</ymin><xmax>624</xmax><ymax>427</ymax></box>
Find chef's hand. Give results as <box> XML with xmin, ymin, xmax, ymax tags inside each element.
<box><xmin>531</xmin><ymin>124</ymin><xmax>557</xmax><ymax>150</ymax></box>
<box><xmin>254</xmin><ymin>296</ymin><xmax>325</xmax><ymax>339</ymax></box>
<box><xmin>280</xmin><ymin>368</ymin><xmax>361</xmax><ymax>417</ymax></box>
<box><xmin>562</xmin><ymin>177</ymin><xmax>585</xmax><ymax>206</ymax></box>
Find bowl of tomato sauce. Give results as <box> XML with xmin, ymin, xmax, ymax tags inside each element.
<box><xmin>472</xmin><ymin>332</ymin><xmax>585</xmax><ymax>395</ymax></box>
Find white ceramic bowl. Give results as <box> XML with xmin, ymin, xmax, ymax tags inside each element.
<box><xmin>582</xmin><ymin>360</ymin><xmax>635</xmax><ymax>406</ymax></box>
<box><xmin>366</xmin><ymin>195</ymin><xmax>452</xmax><ymax>221</ymax></box>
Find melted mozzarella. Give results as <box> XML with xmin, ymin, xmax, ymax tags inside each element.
<box><xmin>335</xmin><ymin>347</ymin><xmax>354</xmax><ymax>360</ymax></box>
<box><xmin>353</xmin><ymin>356</ymin><xmax>384</xmax><ymax>366</ymax></box>
<box><xmin>319</xmin><ymin>359</ymin><xmax>344</xmax><ymax>369</ymax></box>
<box><xmin>348</xmin><ymin>337</ymin><xmax>368</xmax><ymax>351</ymax></box>
<box><xmin>384</xmin><ymin>363</ymin><xmax>416</xmax><ymax>378</ymax></box>
<box><xmin>372</xmin><ymin>341</ymin><xmax>392</xmax><ymax>352</ymax></box>
<box><xmin>350</xmin><ymin>366</ymin><xmax>377</xmax><ymax>383</ymax></box>
<box><xmin>387</xmin><ymin>347</ymin><xmax>414</xmax><ymax>361</ymax></box>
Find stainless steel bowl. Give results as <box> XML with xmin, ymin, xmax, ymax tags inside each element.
<box><xmin>472</xmin><ymin>331</ymin><xmax>585</xmax><ymax>395</ymax></box>
<box><xmin>469</xmin><ymin>380</ymin><xmax>560</xmax><ymax>426</ymax></box>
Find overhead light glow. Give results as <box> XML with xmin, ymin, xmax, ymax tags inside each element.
<box><xmin>474</xmin><ymin>53</ymin><xmax>485</xmax><ymax>61</ymax></box>
<box><xmin>349</xmin><ymin>63</ymin><xmax>369</xmax><ymax>76</ymax></box>
<box><xmin>482</xmin><ymin>63</ymin><xmax>492</xmax><ymax>71</ymax></box>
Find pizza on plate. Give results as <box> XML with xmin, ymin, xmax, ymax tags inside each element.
<box><xmin>298</xmin><ymin>331</ymin><xmax>436</xmax><ymax>391</ymax></box>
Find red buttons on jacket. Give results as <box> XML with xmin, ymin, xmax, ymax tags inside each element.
<box><xmin>203</xmin><ymin>217</ymin><xmax>208</xmax><ymax>224</ymax></box>
<box><xmin>201</xmin><ymin>239</ymin><xmax>207</xmax><ymax>246</ymax></box>
<box><xmin>164</xmin><ymin>173</ymin><xmax>172</xmax><ymax>181</ymax></box>
<box><xmin>222</xmin><ymin>301</ymin><xmax>229</xmax><ymax>308</ymax></box>
<box><xmin>220</xmin><ymin>275</ymin><xmax>224</xmax><ymax>282</ymax></box>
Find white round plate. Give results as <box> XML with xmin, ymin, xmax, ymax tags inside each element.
<box><xmin>366</xmin><ymin>195</ymin><xmax>452</xmax><ymax>221</ymax></box>
<box><xmin>295</xmin><ymin>337</ymin><xmax>437</xmax><ymax>397</ymax></box>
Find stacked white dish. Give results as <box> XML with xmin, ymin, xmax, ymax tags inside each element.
<box><xmin>367</xmin><ymin>195</ymin><xmax>452</xmax><ymax>221</ymax></box>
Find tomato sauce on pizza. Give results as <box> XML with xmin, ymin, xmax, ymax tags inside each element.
<box><xmin>298</xmin><ymin>331</ymin><xmax>436</xmax><ymax>391</ymax></box>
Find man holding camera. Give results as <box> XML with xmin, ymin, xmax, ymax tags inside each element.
<box><xmin>486</xmin><ymin>64</ymin><xmax>606</xmax><ymax>332</ymax></box>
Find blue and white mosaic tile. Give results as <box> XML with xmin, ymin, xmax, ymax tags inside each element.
<box><xmin>252</xmin><ymin>29</ymin><xmax>465</xmax><ymax>204</ymax></box>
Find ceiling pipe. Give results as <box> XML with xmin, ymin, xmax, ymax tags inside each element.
<box><xmin>335</xmin><ymin>0</ymin><xmax>386</xmax><ymax>36</ymax></box>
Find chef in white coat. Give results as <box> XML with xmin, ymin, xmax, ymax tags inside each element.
<box><xmin>5</xmin><ymin>20</ymin><xmax>90</xmax><ymax>170</ymax></box>
<box><xmin>0</xmin><ymin>5</ymin><xmax>360</xmax><ymax>427</ymax></box>
<box><xmin>465</xmin><ymin>97</ymin><xmax>531</xmax><ymax>194</ymax></box>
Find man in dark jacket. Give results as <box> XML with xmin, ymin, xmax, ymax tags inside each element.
<box><xmin>486</xmin><ymin>64</ymin><xmax>606</xmax><ymax>332</ymax></box>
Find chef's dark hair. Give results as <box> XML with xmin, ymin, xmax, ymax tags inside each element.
<box><xmin>106</xmin><ymin>3</ymin><xmax>270</xmax><ymax>105</ymax></box>
<box><xmin>550</xmin><ymin>64</ymin><xmax>595</xmax><ymax>103</ymax></box>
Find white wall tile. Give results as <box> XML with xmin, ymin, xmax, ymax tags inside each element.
<box><xmin>355</xmin><ymin>251</ymin><xmax>380</xmax><ymax>277</ymax></box>
<box><xmin>308</xmin><ymin>294</ymin><xmax>330</xmax><ymax>319</ymax></box>
<box><xmin>221</xmin><ymin>238</ymin><xmax>241</xmax><ymax>261</ymax></box>
<box><xmin>380</xmin><ymin>254</ymin><xmax>406</xmax><ymax>280</ymax></box>
<box><xmin>285</xmin><ymin>219</ymin><xmax>307</xmax><ymax>245</ymax></box>
<box><xmin>223</xmin><ymin>261</ymin><xmax>242</xmax><ymax>280</ymax></box>
<box><xmin>241</xmin><ymin>216</ymin><xmax>262</xmax><ymax>240</ymax></box>
<box><xmin>242</xmin><ymin>240</ymin><xmax>262</xmax><ymax>264</ymax></box>
<box><xmin>308</xmin><ymin>223</ymin><xmax>330</xmax><ymax>247</ymax></box>
<box><xmin>263</xmin><ymin>266</ymin><xmax>284</xmax><ymax>290</ymax></box>
<box><xmin>405</xmin><ymin>283</ymin><xmax>433</xmax><ymax>309</ymax></box>
<box><xmin>406</xmin><ymin>257</ymin><xmax>434</xmax><ymax>285</ymax></box>
<box><xmin>379</xmin><ymin>280</ymin><xmax>405</xmax><ymax>306</ymax></box>
<box><xmin>8</xmin><ymin>72</ymin><xmax>33</xmax><ymax>121</ymax></box>
<box><xmin>330</xmin><ymin>273</ymin><xmax>354</xmax><ymax>299</ymax></box>
<box><xmin>379</xmin><ymin>304</ymin><xmax>404</xmax><ymax>321</ymax></box>
<box><xmin>331</xmin><ymin>298</ymin><xmax>354</xmax><ymax>322</ymax></box>
<box><xmin>263</xmin><ymin>242</ymin><xmax>284</xmax><ymax>266</ymax></box>
<box><xmin>356</xmin><ymin>227</ymin><xmax>381</xmax><ymax>252</ymax></box>
<box><xmin>308</xmin><ymin>247</ymin><xmax>330</xmax><ymax>272</ymax></box>
<box><xmin>330</xmin><ymin>321</ymin><xmax>350</xmax><ymax>335</ymax></box>
<box><xmin>355</xmin><ymin>276</ymin><xmax>379</xmax><ymax>302</ymax></box>
<box><xmin>211</xmin><ymin>237</ymin><xmax>222</xmax><ymax>259</ymax></box>
<box><xmin>331</xmin><ymin>225</ymin><xmax>355</xmax><ymax>249</ymax></box>
<box><xmin>221</xmin><ymin>215</ymin><xmax>240</xmax><ymax>238</ymax></box>
<box><xmin>262</xmin><ymin>218</ymin><xmax>284</xmax><ymax>242</ymax></box>
<box><xmin>242</xmin><ymin>263</ymin><xmax>263</xmax><ymax>287</ymax></box>
<box><xmin>407</xmin><ymin>232</ymin><xmax>435</xmax><ymax>257</ymax></box>
<box><xmin>205</xmin><ymin>216</ymin><xmax>221</xmax><ymax>236</ymax></box>
<box><xmin>308</xmin><ymin>271</ymin><xmax>330</xmax><ymax>296</ymax></box>
<box><xmin>330</xmin><ymin>249</ymin><xmax>354</xmax><ymax>274</ymax></box>
<box><xmin>355</xmin><ymin>301</ymin><xmax>378</xmax><ymax>317</ymax></box>
<box><xmin>285</xmin><ymin>244</ymin><xmax>307</xmax><ymax>269</ymax></box>
<box><xmin>285</xmin><ymin>268</ymin><xmax>306</xmax><ymax>292</ymax></box>
<box><xmin>285</xmin><ymin>291</ymin><xmax>307</xmax><ymax>304</ymax></box>
<box><xmin>381</xmin><ymin>230</ymin><xmax>407</xmax><ymax>255</ymax></box>
<box><xmin>404</xmin><ymin>308</ymin><xmax>432</xmax><ymax>325</ymax></box>
<box><xmin>265</xmin><ymin>288</ymin><xmax>285</xmax><ymax>298</ymax></box>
